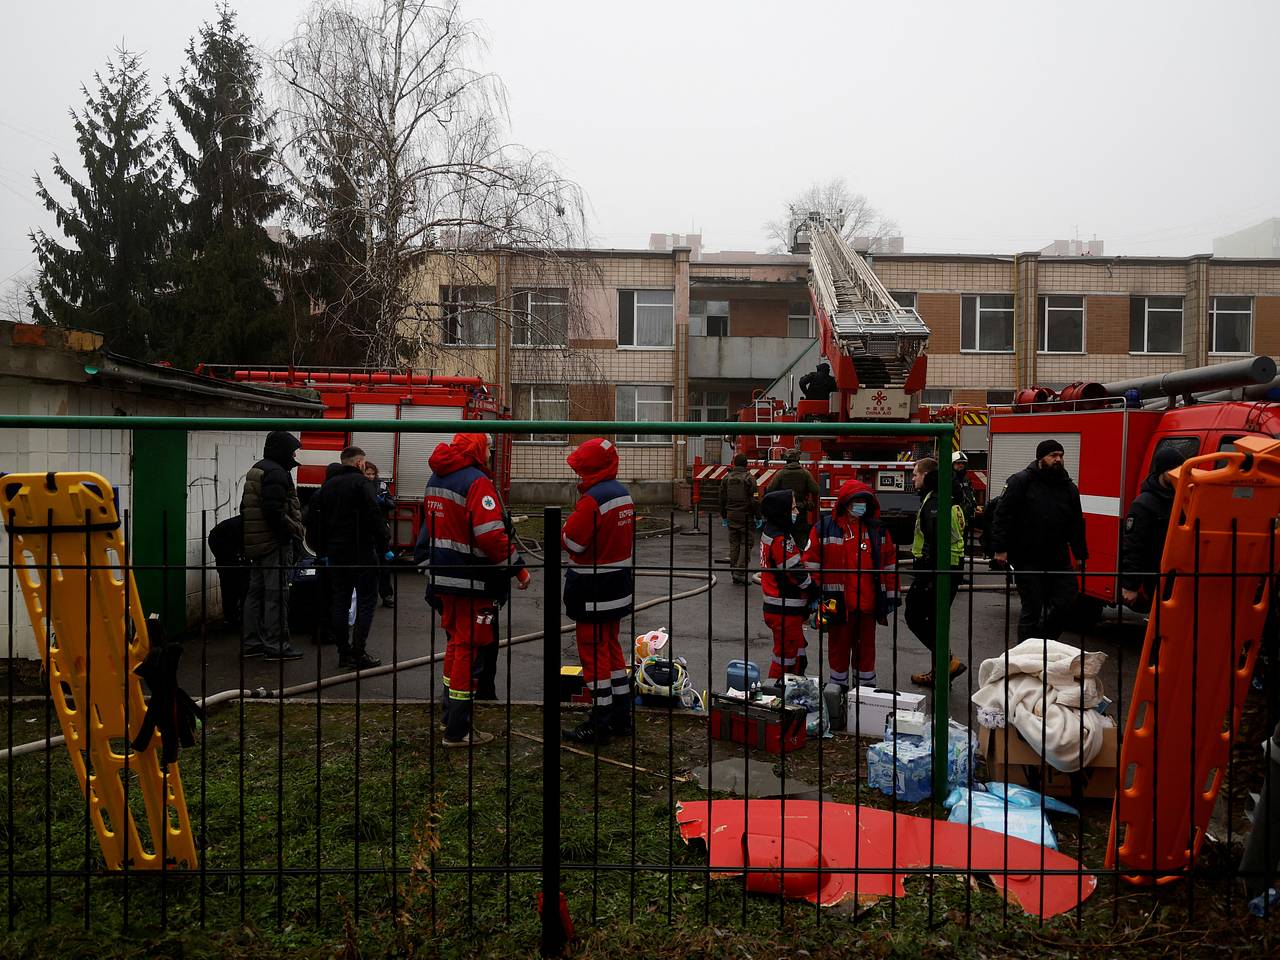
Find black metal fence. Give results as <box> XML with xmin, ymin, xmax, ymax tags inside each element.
<box><xmin>0</xmin><ymin>417</ymin><xmax>1278</xmax><ymax>957</ymax></box>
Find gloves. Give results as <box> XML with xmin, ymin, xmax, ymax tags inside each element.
<box><xmin>384</xmin><ymin>550</ymin><xmax>395</xmax><ymax>561</ymax></box>
<box><xmin>131</xmin><ymin>615</ymin><xmax>202</xmax><ymax>768</ymax></box>
<box><xmin>754</xmin><ymin>518</ymin><xmax>763</xmax><ymax>530</ymax></box>
<box><xmin>721</xmin><ymin>518</ymin><xmax>729</xmax><ymax>528</ymax></box>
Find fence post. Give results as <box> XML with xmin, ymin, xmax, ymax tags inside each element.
<box><xmin>541</xmin><ymin>506</ymin><xmax>566</xmax><ymax>957</ymax></box>
<box><xmin>932</xmin><ymin>432</ymin><xmax>953</xmax><ymax>804</ymax></box>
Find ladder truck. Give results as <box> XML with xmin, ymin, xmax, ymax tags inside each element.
<box><xmin>700</xmin><ymin>212</ymin><xmax>933</xmax><ymax>540</ymax></box>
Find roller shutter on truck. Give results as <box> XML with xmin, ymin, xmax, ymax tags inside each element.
<box><xmin>988</xmin><ymin>432</ymin><xmax>1082</xmax><ymax>498</ymax></box>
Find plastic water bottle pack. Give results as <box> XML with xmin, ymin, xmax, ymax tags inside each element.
<box><xmin>866</xmin><ymin>718</ymin><xmax>977</xmax><ymax>803</ymax></box>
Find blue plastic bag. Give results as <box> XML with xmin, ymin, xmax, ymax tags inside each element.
<box><xmin>943</xmin><ymin>782</ymin><xmax>1079</xmax><ymax>851</ymax></box>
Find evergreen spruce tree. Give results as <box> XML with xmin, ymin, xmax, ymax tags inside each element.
<box><xmin>166</xmin><ymin>3</ymin><xmax>289</xmax><ymax>366</ymax></box>
<box><xmin>30</xmin><ymin>50</ymin><xmax>177</xmax><ymax>359</ymax></box>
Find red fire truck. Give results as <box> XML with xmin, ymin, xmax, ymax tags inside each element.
<box><xmin>690</xmin><ymin>213</ymin><xmax>933</xmax><ymax>540</ymax></box>
<box><xmin>205</xmin><ymin>367</ymin><xmax>510</xmax><ymax>548</ymax></box>
<box><xmin>986</xmin><ymin>355</ymin><xmax>1280</xmax><ymax>614</ymax></box>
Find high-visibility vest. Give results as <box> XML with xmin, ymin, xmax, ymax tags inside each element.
<box><xmin>912</xmin><ymin>492</ymin><xmax>965</xmax><ymax>567</ymax></box>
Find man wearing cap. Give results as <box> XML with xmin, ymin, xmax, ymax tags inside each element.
<box><xmin>768</xmin><ymin>448</ymin><xmax>821</xmax><ymax>550</ymax></box>
<box><xmin>417</xmin><ymin>433</ymin><xmax>530</xmax><ymax>747</ymax></box>
<box><xmin>1119</xmin><ymin>447</ymin><xmax>1188</xmax><ymax>610</ymax></box>
<box><xmin>561</xmin><ymin>438</ymin><xmax>636</xmax><ymax>745</ymax></box>
<box><xmin>990</xmin><ymin>439</ymin><xmax>1088</xmax><ymax>642</ymax></box>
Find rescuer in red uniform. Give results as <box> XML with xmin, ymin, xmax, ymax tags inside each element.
<box><xmin>560</xmin><ymin>438</ymin><xmax>636</xmax><ymax>745</ymax></box>
<box><xmin>417</xmin><ymin>433</ymin><xmax>529</xmax><ymax>747</ymax></box>
<box><xmin>804</xmin><ymin>479</ymin><xmax>898</xmax><ymax>697</ymax></box>
<box><xmin>759</xmin><ymin>489</ymin><xmax>816</xmax><ymax>679</ymax></box>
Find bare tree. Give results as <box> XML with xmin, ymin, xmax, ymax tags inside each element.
<box><xmin>764</xmin><ymin>177</ymin><xmax>899</xmax><ymax>254</ymax></box>
<box><xmin>273</xmin><ymin>0</ymin><xmax>596</xmax><ymax>368</ymax></box>
<box><xmin>0</xmin><ymin>270</ymin><xmax>38</xmax><ymax>325</ymax></box>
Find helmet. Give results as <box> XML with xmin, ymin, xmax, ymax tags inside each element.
<box><xmin>634</xmin><ymin>656</ymin><xmax>702</xmax><ymax>710</ymax></box>
<box><xmin>952</xmin><ymin>450</ymin><xmax>968</xmax><ymax>464</ymax></box>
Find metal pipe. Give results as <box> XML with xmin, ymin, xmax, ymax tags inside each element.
<box><xmin>1103</xmin><ymin>355</ymin><xmax>1276</xmax><ymax>401</ymax></box>
<box><xmin>94</xmin><ymin>358</ymin><xmax>326</xmax><ymax>413</ymax></box>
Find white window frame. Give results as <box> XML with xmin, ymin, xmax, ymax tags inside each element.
<box><xmin>961</xmin><ymin>294</ymin><xmax>1015</xmax><ymax>354</ymax></box>
<box><xmin>787</xmin><ymin>300</ymin><xmax>814</xmax><ymax>338</ymax></box>
<box><xmin>1038</xmin><ymin>295</ymin><xmax>1086</xmax><ymax>354</ymax></box>
<box><xmin>442</xmin><ymin>286</ymin><xmax>497</xmax><ymax>348</ymax></box>
<box><xmin>689</xmin><ymin>299</ymin><xmax>729</xmax><ymax>338</ymax></box>
<box><xmin>1129</xmin><ymin>295</ymin><xmax>1184</xmax><ymax>355</ymax></box>
<box><xmin>512</xmin><ymin>288</ymin><xmax>568</xmax><ymax>349</ymax></box>
<box><xmin>512</xmin><ymin>383</ymin><xmax>569</xmax><ymax>443</ymax></box>
<box><xmin>615</xmin><ymin>384</ymin><xmax>674</xmax><ymax>444</ymax></box>
<box><xmin>618</xmin><ymin>289</ymin><xmax>675</xmax><ymax>349</ymax></box>
<box><xmin>1209</xmin><ymin>296</ymin><xmax>1253</xmax><ymax>355</ymax></box>
<box><xmin>689</xmin><ymin>389</ymin><xmax>730</xmax><ymax>423</ymax></box>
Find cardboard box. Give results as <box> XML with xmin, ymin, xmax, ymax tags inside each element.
<box><xmin>846</xmin><ymin>687</ymin><xmax>926</xmax><ymax>738</ymax></box>
<box><xmin>979</xmin><ymin>723</ymin><xmax>1119</xmax><ymax>799</ymax></box>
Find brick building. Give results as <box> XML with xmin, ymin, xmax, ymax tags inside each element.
<box><xmin>409</xmin><ymin>241</ymin><xmax>1280</xmax><ymax>499</ymax></box>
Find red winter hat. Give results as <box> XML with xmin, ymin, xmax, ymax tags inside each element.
<box><xmin>567</xmin><ymin>438</ymin><xmax>619</xmax><ymax>489</ymax></box>
<box><xmin>451</xmin><ymin>432</ymin><xmax>490</xmax><ymax>468</ymax></box>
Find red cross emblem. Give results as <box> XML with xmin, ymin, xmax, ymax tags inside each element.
<box><xmin>872</xmin><ymin>391</ymin><xmax>888</xmax><ymax>404</ymax></box>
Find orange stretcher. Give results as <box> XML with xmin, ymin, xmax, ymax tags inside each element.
<box><xmin>1108</xmin><ymin>436</ymin><xmax>1280</xmax><ymax>883</ymax></box>
<box><xmin>1</xmin><ymin>472</ymin><xmax>197</xmax><ymax>870</ymax></box>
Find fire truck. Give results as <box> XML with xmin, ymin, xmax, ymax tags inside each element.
<box><xmin>986</xmin><ymin>355</ymin><xmax>1280</xmax><ymax>613</ymax></box>
<box><xmin>204</xmin><ymin>367</ymin><xmax>510</xmax><ymax>548</ymax></box>
<box><xmin>691</xmin><ymin>212</ymin><xmax>933</xmax><ymax>540</ymax></box>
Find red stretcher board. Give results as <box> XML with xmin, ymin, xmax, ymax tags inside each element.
<box><xmin>676</xmin><ymin>798</ymin><xmax>1096</xmax><ymax>919</ymax></box>
<box><xmin>1108</xmin><ymin>435</ymin><xmax>1280</xmax><ymax>883</ymax></box>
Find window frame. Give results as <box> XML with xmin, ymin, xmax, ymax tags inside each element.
<box><xmin>985</xmin><ymin>388</ymin><xmax>1016</xmax><ymax>405</ymax></box>
<box><xmin>511</xmin><ymin>287</ymin><xmax>569</xmax><ymax>349</ymax></box>
<box><xmin>511</xmin><ymin>383</ymin><xmax>570</xmax><ymax>443</ymax></box>
<box><xmin>890</xmin><ymin>291</ymin><xmax>917</xmax><ymax>310</ymax></box>
<box><xmin>920</xmin><ymin>387</ymin><xmax>952</xmax><ymax>406</ymax></box>
<box><xmin>1037</xmin><ymin>295</ymin><xmax>1086</xmax><ymax>354</ymax></box>
<box><xmin>615</xmin><ymin>383</ymin><xmax>674</xmax><ymax>444</ymax></box>
<box><xmin>618</xmin><ymin>289</ymin><xmax>676</xmax><ymax>350</ymax></box>
<box><xmin>1209</xmin><ymin>296</ymin><xmax>1254</xmax><ymax>356</ymax></box>
<box><xmin>960</xmin><ymin>294</ymin><xmax>1015</xmax><ymax>354</ymax></box>
<box><xmin>441</xmin><ymin>285</ymin><xmax>498</xmax><ymax>348</ymax></box>
<box><xmin>787</xmin><ymin>300</ymin><xmax>814</xmax><ymax>339</ymax></box>
<box><xmin>1128</xmin><ymin>295</ymin><xmax>1184</xmax><ymax>355</ymax></box>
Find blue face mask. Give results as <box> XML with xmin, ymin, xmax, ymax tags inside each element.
<box><xmin>790</xmin><ymin>510</ymin><xmax>799</xmax><ymax>523</ymax></box>
<box><xmin>850</xmin><ymin>502</ymin><xmax>868</xmax><ymax>518</ymax></box>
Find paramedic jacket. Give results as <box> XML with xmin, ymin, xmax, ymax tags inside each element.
<box><xmin>759</xmin><ymin>489</ymin><xmax>814</xmax><ymax>616</ymax></box>
<box><xmin>563</xmin><ymin>478</ymin><xmax>635</xmax><ymax>623</ymax></box>
<box><xmin>803</xmin><ymin>479</ymin><xmax>899</xmax><ymax>621</ymax></box>
<box><xmin>414</xmin><ymin>440</ymin><xmax>525</xmax><ymax>605</ymax></box>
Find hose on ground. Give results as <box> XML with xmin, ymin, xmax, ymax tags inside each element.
<box><xmin>0</xmin><ymin>569</ymin><xmax>716</xmax><ymax>761</ymax></box>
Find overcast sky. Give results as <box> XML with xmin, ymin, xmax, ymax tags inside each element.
<box><xmin>1</xmin><ymin>0</ymin><xmax>1277</xmax><ymax>286</ymax></box>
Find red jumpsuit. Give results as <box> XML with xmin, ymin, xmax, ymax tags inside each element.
<box><xmin>760</xmin><ymin>522</ymin><xmax>814</xmax><ymax>679</ymax></box>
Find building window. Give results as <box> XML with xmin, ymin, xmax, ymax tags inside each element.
<box><xmin>442</xmin><ymin>286</ymin><xmax>496</xmax><ymax>347</ymax></box>
<box><xmin>689</xmin><ymin>389</ymin><xmax>729</xmax><ymax>422</ymax></box>
<box><xmin>512</xmin><ymin>384</ymin><xmax>569</xmax><ymax>441</ymax></box>
<box><xmin>986</xmin><ymin>389</ymin><xmax>1015</xmax><ymax>405</ymax></box>
<box><xmin>512</xmin><ymin>288</ymin><xmax>568</xmax><ymax>348</ymax></box>
<box><xmin>1037</xmin><ymin>295</ymin><xmax>1085</xmax><ymax>353</ymax></box>
<box><xmin>961</xmin><ymin>294</ymin><xmax>1014</xmax><ymax>353</ymax></box>
<box><xmin>920</xmin><ymin>387</ymin><xmax>951</xmax><ymax>406</ymax></box>
<box><xmin>616</xmin><ymin>384</ymin><xmax>673</xmax><ymax>443</ymax></box>
<box><xmin>890</xmin><ymin>291</ymin><xmax>917</xmax><ymax>309</ymax></box>
<box><xmin>1210</xmin><ymin>296</ymin><xmax>1253</xmax><ymax>354</ymax></box>
<box><xmin>618</xmin><ymin>290</ymin><xmax>674</xmax><ymax>347</ymax></box>
<box><xmin>1129</xmin><ymin>296</ymin><xmax>1183</xmax><ymax>354</ymax></box>
<box><xmin>787</xmin><ymin>300</ymin><xmax>813</xmax><ymax>338</ymax></box>
<box><xmin>689</xmin><ymin>299</ymin><xmax>730</xmax><ymax>337</ymax></box>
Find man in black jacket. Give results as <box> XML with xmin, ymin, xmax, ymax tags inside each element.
<box><xmin>207</xmin><ymin>514</ymin><xmax>247</xmax><ymax>630</ymax></box>
<box><xmin>1119</xmin><ymin>447</ymin><xmax>1187</xmax><ymax>609</ymax></box>
<box><xmin>308</xmin><ymin>446</ymin><xmax>391</xmax><ymax>670</ymax></box>
<box><xmin>991</xmin><ymin>439</ymin><xmax>1088</xmax><ymax>642</ymax></box>
<box><xmin>799</xmin><ymin>362</ymin><xmax>837</xmax><ymax>402</ymax></box>
<box><xmin>240</xmin><ymin>431</ymin><xmax>305</xmax><ymax>660</ymax></box>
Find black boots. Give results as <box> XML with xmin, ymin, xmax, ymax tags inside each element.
<box><xmin>610</xmin><ymin>690</ymin><xmax>634</xmax><ymax>737</ymax></box>
<box><xmin>563</xmin><ymin>703</ymin><xmax>613</xmax><ymax>746</ymax></box>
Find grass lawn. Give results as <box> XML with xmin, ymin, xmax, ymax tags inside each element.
<box><xmin>0</xmin><ymin>698</ymin><xmax>1276</xmax><ymax>959</ymax></box>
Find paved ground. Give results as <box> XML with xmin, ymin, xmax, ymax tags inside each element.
<box><xmin>185</xmin><ymin>516</ymin><xmax>1150</xmax><ymax>730</ymax></box>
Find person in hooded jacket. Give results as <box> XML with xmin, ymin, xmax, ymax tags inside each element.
<box><xmin>1120</xmin><ymin>447</ymin><xmax>1188</xmax><ymax>610</ymax></box>
<box><xmin>560</xmin><ymin>438</ymin><xmax>636</xmax><ymax>745</ymax></box>
<box><xmin>799</xmin><ymin>362</ymin><xmax>837</xmax><ymax>402</ymax></box>
<box><xmin>240</xmin><ymin>431</ymin><xmax>306</xmax><ymax>660</ymax></box>
<box><xmin>803</xmin><ymin>479</ymin><xmax>898</xmax><ymax>697</ymax></box>
<box><xmin>308</xmin><ymin>446</ymin><xmax>391</xmax><ymax>670</ymax></box>
<box><xmin>417</xmin><ymin>433</ymin><xmax>529</xmax><ymax>747</ymax></box>
<box><xmin>990</xmin><ymin>439</ymin><xmax>1088</xmax><ymax>642</ymax></box>
<box><xmin>759</xmin><ymin>490</ymin><xmax>816</xmax><ymax>679</ymax></box>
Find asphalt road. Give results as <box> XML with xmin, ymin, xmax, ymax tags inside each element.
<box><xmin>186</xmin><ymin>520</ymin><xmax>1150</xmax><ymax>731</ymax></box>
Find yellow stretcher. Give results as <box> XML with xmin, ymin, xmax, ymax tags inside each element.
<box><xmin>1</xmin><ymin>471</ymin><xmax>196</xmax><ymax>870</ymax></box>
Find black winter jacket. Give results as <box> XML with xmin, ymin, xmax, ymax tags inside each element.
<box><xmin>240</xmin><ymin>432</ymin><xmax>304</xmax><ymax>559</ymax></box>
<box><xmin>306</xmin><ymin>465</ymin><xmax>390</xmax><ymax>565</ymax></box>
<box><xmin>990</xmin><ymin>460</ymin><xmax>1087</xmax><ymax>571</ymax></box>
<box><xmin>1120</xmin><ymin>473</ymin><xmax>1175</xmax><ymax>594</ymax></box>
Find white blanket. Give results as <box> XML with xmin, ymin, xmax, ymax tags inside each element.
<box><xmin>970</xmin><ymin>638</ymin><xmax>1113</xmax><ymax>772</ymax></box>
